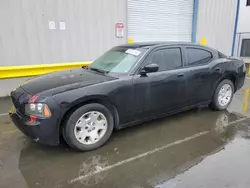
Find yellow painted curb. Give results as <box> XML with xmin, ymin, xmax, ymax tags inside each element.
<box><xmin>0</xmin><ymin>62</ymin><xmax>92</xmax><ymax>79</ymax></box>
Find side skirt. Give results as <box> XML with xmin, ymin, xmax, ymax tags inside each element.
<box><xmin>116</xmin><ymin>101</ymin><xmax>211</xmax><ymax>130</ymax></box>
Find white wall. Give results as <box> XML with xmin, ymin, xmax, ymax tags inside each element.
<box><xmin>238</xmin><ymin>0</ymin><xmax>250</xmax><ymax>32</ymax></box>
<box><xmin>234</xmin><ymin>0</ymin><xmax>250</xmax><ymax>56</ymax></box>
<box><xmin>196</xmin><ymin>0</ymin><xmax>237</xmax><ymax>56</ymax></box>
<box><xmin>0</xmin><ymin>0</ymin><xmax>127</xmax><ymax>66</ymax></box>
<box><xmin>0</xmin><ymin>0</ymin><xmax>127</xmax><ymax>97</ymax></box>
<box><xmin>0</xmin><ymin>77</ymin><xmax>32</xmax><ymax>97</ymax></box>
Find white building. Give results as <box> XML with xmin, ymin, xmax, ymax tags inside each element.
<box><xmin>0</xmin><ymin>0</ymin><xmax>239</xmax><ymax>67</ymax></box>
<box><xmin>234</xmin><ymin>0</ymin><xmax>250</xmax><ymax>57</ymax></box>
<box><xmin>0</xmin><ymin>0</ymin><xmax>241</xmax><ymax>96</ymax></box>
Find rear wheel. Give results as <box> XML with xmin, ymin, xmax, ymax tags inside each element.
<box><xmin>63</xmin><ymin>103</ymin><xmax>114</xmax><ymax>151</ymax></box>
<box><xmin>211</xmin><ymin>79</ymin><xmax>234</xmax><ymax>111</ymax></box>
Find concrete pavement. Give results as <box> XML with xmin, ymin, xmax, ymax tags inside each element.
<box><xmin>0</xmin><ymin>79</ymin><xmax>250</xmax><ymax>188</ymax></box>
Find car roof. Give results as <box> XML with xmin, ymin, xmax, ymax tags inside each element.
<box><xmin>118</xmin><ymin>42</ymin><xmax>204</xmax><ymax>49</ymax></box>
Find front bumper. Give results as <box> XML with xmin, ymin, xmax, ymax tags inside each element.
<box><xmin>10</xmin><ymin>112</ymin><xmax>60</xmax><ymax>146</ymax></box>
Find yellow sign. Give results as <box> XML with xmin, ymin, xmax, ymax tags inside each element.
<box><xmin>128</xmin><ymin>38</ymin><xmax>134</xmax><ymax>44</ymax></box>
<box><xmin>243</xmin><ymin>89</ymin><xmax>249</xmax><ymax>115</ymax></box>
<box><xmin>201</xmin><ymin>38</ymin><xmax>207</xmax><ymax>46</ymax></box>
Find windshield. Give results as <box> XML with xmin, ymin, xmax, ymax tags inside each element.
<box><xmin>89</xmin><ymin>47</ymin><xmax>146</xmax><ymax>74</ymax></box>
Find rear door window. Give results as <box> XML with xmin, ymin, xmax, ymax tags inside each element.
<box><xmin>186</xmin><ymin>48</ymin><xmax>212</xmax><ymax>66</ymax></box>
<box><xmin>146</xmin><ymin>48</ymin><xmax>182</xmax><ymax>72</ymax></box>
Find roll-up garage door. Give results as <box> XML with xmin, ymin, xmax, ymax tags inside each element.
<box><xmin>128</xmin><ymin>0</ymin><xmax>194</xmax><ymax>42</ymax></box>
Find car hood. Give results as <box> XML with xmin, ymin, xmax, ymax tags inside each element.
<box><xmin>20</xmin><ymin>68</ymin><xmax>116</xmax><ymax>95</ymax></box>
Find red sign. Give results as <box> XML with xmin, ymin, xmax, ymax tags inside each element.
<box><xmin>115</xmin><ymin>23</ymin><xmax>124</xmax><ymax>38</ymax></box>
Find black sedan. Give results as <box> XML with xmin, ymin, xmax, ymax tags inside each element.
<box><xmin>10</xmin><ymin>42</ymin><xmax>246</xmax><ymax>151</ymax></box>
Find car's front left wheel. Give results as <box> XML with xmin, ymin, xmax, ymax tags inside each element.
<box><xmin>63</xmin><ymin>103</ymin><xmax>114</xmax><ymax>151</ymax></box>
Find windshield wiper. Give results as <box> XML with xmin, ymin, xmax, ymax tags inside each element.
<box><xmin>89</xmin><ymin>67</ymin><xmax>108</xmax><ymax>74</ymax></box>
<box><xmin>82</xmin><ymin>65</ymin><xmax>88</xmax><ymax>70</ymax></box>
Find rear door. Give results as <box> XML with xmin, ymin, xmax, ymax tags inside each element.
<box><xmin>183</xmin><ymin>46</ymin><xmax>221</xmax><ymax>106</ymax></box>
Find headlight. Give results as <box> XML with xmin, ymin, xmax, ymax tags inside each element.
<box><xmin>25</xmin><ymin>103</ymin><xmax>51</xmax><ymax>118</ymax></box>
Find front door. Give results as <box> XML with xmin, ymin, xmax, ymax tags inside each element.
<box><xmin>132</xmin><ymin>47</ymin><xmax>187</xmax><ymax>119</ymax></box>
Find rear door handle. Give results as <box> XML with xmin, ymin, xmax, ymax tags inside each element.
<box><xmin>177</xmin><ymin>73</ymin><xmax>184</xmax><ymax>77</ymax></box>
<box><xmin>215</xmin><ymin>67</ymin><xmax>221</xmax><ymax>72</ymax></box>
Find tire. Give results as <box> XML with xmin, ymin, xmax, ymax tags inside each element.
<box><xmin>210</xmin><ymin>79</ymin><xmax>234</xmax><ymax>111</ymax></box>
<box><xmin>63</xmin><ymin>103</ymin><xmax>114</xmax><ymax>151</ymax></box>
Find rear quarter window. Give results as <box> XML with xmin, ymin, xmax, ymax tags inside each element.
<box><xmin>218</xmin><ymin>52</ymin><xmax>227</xmax><ymax>58</ymax></box>
<box><xmin>186</xmin><ymin>48</ymin><xmax>213</xmax><ymax>66</ymax></box>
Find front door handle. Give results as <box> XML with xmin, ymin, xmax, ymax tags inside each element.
<box><xmin>177</xmin><ymin>73</ymin><xmax>184</xmax><ymax>77</ymax></box>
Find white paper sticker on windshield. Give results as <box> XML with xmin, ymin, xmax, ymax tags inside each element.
<box><xmin>125</xmin><ymin>49</ymin><xmax>141</xmax><ymax>56</ymax></box>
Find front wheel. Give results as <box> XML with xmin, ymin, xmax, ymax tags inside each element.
<box><xmin>210</xmin><ymin>79</ymin><xmax>234</xmax><ymax>111</ymax></box>
<box><xmin>63</xmin><ymin>103</ymin><xmax>114</xmax><ymax>151</ymax></box>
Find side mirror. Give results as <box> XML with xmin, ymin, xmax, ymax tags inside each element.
<box><xmin>140</xmin><ymin>64</ymin><xmax>159</xmax><ymax>75</ymax></box>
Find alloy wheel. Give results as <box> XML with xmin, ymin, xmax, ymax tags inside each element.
<box><xmin>218</xmin><ymin>84</ymin><xmax>232</xmax><ymax>107</ymax></box>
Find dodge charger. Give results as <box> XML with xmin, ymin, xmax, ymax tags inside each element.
<box><xmin>10</xmin><ymin>42</ymin><xmax>246</xmax><ymax>151</ymax></box>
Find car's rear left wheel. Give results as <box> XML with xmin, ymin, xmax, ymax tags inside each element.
<box><xmin>211</xmin><ymin>79</ymin><xmax>234</xmax><ymax>111</ymax></box>
<box><xmin>63</xmin><ymin>103</ymin><xmax>114</xmax><ymax>151</ymax></box>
